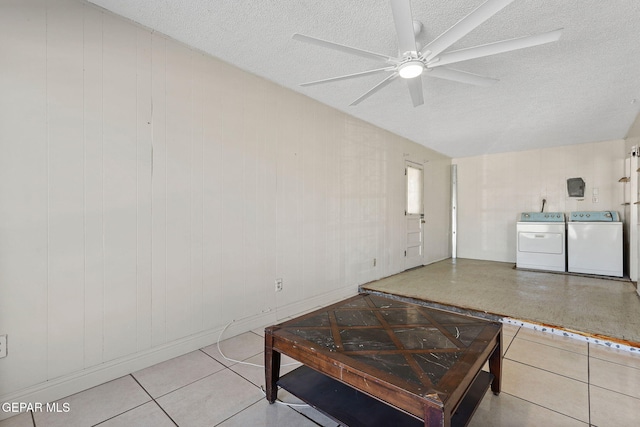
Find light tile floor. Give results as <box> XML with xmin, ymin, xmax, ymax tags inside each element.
<box><xmin>2</xmin><ymin>323</ymin><xmax>639</xmax><ymax>427</ymax></box>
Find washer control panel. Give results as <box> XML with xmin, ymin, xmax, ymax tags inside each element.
<box><xmin>569</xmin><ymin>211</ymin><xmax>619</xmax><ymax>222</ymax></box>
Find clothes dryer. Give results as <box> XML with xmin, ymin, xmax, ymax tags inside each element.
<box><xmin>516</xmin><ymin>212</ymin><xmax>566</xmax><ymax>272</ymax></box>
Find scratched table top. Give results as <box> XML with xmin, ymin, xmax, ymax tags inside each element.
<box><xmin>267</xmin><ymin>293</ymin><xmax>502</xmax><ymax>414</ymax></box>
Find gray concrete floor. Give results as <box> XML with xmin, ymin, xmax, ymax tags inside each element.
<box><xmin>361</xmin><ymin>258</ymin><xmax>640</xmax><ymax>344</ymax></box>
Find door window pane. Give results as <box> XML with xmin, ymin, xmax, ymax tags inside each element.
<box><xmin>407</xmin><ymin>165</ymin><xmax>423</xmax><ymax>215</ymax></box>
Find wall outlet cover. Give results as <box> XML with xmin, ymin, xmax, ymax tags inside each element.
<box><xmin>0</xmin><ymin>335</ymin><xmax>7</xmax><ymax>358</ymax></box>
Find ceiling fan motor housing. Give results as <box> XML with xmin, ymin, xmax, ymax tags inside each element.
<box><xmin>398</xmin><ymin>59</ymin><xmax>424</xmax><ymax>79</ymax></box>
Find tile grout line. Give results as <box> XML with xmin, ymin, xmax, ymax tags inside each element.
<box><xmin>499</xmin><ymin>391</ymin><xmax>590</xmax><ymax>425</ymax></box>
<box><xmin>587</xmin><ymin>345</ymin><xmax>640</xmax><ymax>400</ymax></box>
<box><xmin>127</xmin><ymin>374</ymin><xmax>179</xmax><ymax>427</ymax></box>
<box><xmin>504</xmin><ymin>358</ymin><xmax>589</xmax><ymax>385</ymax></box>
<box><xmin>502</xmin><ymin>325</ymin><xmax>520</xmax><ymax>355</ymax></box>
<box><xmin>502</xmin><ymin>345</ymin><xmax>592</xmax><ymax>425</ymax></box>
<box><xmin>141</xmin><ymin>363</ymin><xmax>223</xmax><ymax>400</ymax></box>
<box><xmin>82</xmin><ymin>343</ymin><xmax>266</xmax><ymax>427</ymax></box>
<box><xmin>131</xmin><ymin>341</ymin><xmax>265</xmax><ymax>399</ymax></box>
<box><xmin>588</xmin><ymin>351</ymin><xmax>640</xmax><ymax>371</ymax></box>
<box><xmin>206</xmin><ymin>365</ymin><xmax>266</xmax><ymax>426</ymax></box>
<box><xmin>513</xmin><ymin>327</ymin><xmax>640</xmax><ymax>370</ymax></box>
<box><xmin>587</xmin><ymin>342</ymin><xmax>591</xmax><ymax>426</ymax></box>
<box><xmin>588</xmin><ymin>382</ymin><xmax>640</xmax><ymax>402</ymax></box>
<box><xmin>200</xmin><ymin>337</ymin><xmax>325</xmax><ymax>424</ymax></box>
<box><xmin>513</xmin><ymin>335</ymin><xmax>588</xmax><ymax>357</ymax></box>
<box><xmin>211</xmin><ymin>399</ymin><xmax>263</xmax><ymax>426</ymax></box>
<box><xmin>73</xmin><ymin>374</ymin><xmax>173</xmax><ymax>427</ymax></box>
<box><xmin>89</xmin><ymin>400</ymin><xmax>152</xmax><ymax>427</ymax></box>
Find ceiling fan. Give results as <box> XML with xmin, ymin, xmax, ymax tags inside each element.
<box><xmin>293</xmin><ymin>0</ymin><xmax>562</xmax><ymax>107</ymax></box>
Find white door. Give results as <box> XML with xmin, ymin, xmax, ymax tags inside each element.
<box><xmin>405</xmin><ymin>162</ymin><xmax>424</xmax><ymax>270</ymax></box>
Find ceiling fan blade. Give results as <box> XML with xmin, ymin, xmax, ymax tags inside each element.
<box><xmin>300</xmin><ymin>67</ymin><xmax>396</xmax><ymax>87</ymax></box>
<box><xmin>431</xmin><ymin>29</ymin><xmax>563</xmax><ymax>67</ymax></box>
<box><xmin>293</xmin><ymin>33</ymin><xmax>397</xmax><ymax>63</ymax></box>
<box><xmin>407</xmin><ymin>77</ymin><xmax>424</xmax><ymax>107</ymax></box>
<box><xmin>422</xmin><ymin>0</ymin><xmax>515</xmax><ymax>61</ymax></box>
<box><xmin>351</xmin><ymin>73</ymin><xmax>399</xmax><ymax>106</ymax></box>
<box><xmin>426</xmin><ymin>67</ymin><xmax>498</xmax><ymax>86</ymax></box>
<box><xmin>390</xmin><ymin>0</ymin><xmax>418</xmax><ymax>54</ymax></box>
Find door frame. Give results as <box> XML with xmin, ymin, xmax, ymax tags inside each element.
<box><xmin>405</xmin><ymin>161</ymin><xmax>424</xmax><ymax>270</ymax></box>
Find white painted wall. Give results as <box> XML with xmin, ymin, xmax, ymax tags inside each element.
<box><xmin>0</xmin><ymin>0</ymin><xmax>451</xmax><ymax>410</ymax></box>
<box><xmin>453</xmin><ymin>140</ymin><xmax>627</xmax><ymax>262</ymax></box>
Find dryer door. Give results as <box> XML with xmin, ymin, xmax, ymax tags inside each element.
<box><xmin>518</xmin><ymin>231</ymin><xmax>564</xmax><ymax>254</ymax></box>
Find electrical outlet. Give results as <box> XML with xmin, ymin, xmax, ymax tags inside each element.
<box><xmin>275</xmin><ymin>278</ymin><xmax>283</xmax><ymax>292</ymax></box>
<box><xmin>0</xmin><ymin>335</ymin><xmax>7</xmax><ymax>358</ymax></box>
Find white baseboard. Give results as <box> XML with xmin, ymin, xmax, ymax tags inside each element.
<box><xmin>0</xmin><ymin>284</ymin><xmax>358</xmax><ymax>421</ymax></box>
<box><xmin>424</xmin><ymin>256</ymin><xmax>450</xmax><ymax>265</ymax></box>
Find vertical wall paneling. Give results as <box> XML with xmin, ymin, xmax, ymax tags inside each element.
<box><xmin>220</xmin><ymin>63</ymin><xmax>246</xmax><ymax>321</ymax></box>
<box><xmin>46</xmin><ymin>0</ymin><xmax>86</xmax><ymax>379</ymax></box>
<box><xmin>276</xmin><ymin>92</ymin><xmax>304</xmax><ymax>308</ymax></box>
<box><xmin>201</xmin><ymin>57</ymin><xmax>224</xmax><ymax>330</ymax></box>
<box><xmin>83</xmin><ymin>4</ymin><xmax>105</xmax><ymax>369</ymax></box>
<box><xmin>289</xmin><ymin>93</ymin><xmax>305</xmax><ymax>305</ymax></box>
<box><xmin>326</xmin><ymin>110</ymin><xmax>342</xmax><ymax>291</ymax></box>
<box><xmin>102</xmin><ymin>14</ymin><xmax>138</xmax><ymax>361</ymax></box>
<box><xmin>241</xmin><ymin>74</ymin><xmax>260</xmax><ymax>316</ymax></box>
<box><xmin>249</xmin><ymin>77</ymin><xmax>267</xmax><ymax>314</ymax></box>
<box><xmin>136</xmin><ymin>28</ymin><xmax>153</xmax><ymax>352</ymax></box>
<box><xmin>314</xmin><ymin>105</ymin><xmax>332</xmax><ymax>294</ymax></box>
<box><xmin>0</xmin><ymin>0</ymin><xmax>49</xmax><ymax>394</ymax></box>
<box><xmin>257</xmin><ymin>81</ymin><xmax>279</xmax><ymax>316</ymax></box>
<box><xmin>340</xmin><ymin>120</ymin><xmax>354</xmax><ymax>286</ymax></box>
<box><xmin>302</xmin><ymin>101</ymin><xmax>323</xmax><ymax>299</ymax></box>
<box><xmin>164</xmin><ymin>40</ymin><xmax>193</xmax><ymax>341</ymax></box>
<box><xmin>150</xmin><ymin>33</ymin><xmax>167</xmax><ymax>347</ymax></box>
<box><xmin>244</xmin><ymin>74</ymin><xmax>272</xmax><ymax>316</ymax></box>
<box><xmin>190</xmin><ymin>52</ymin><xmax>205</xmax><ymax>333</ymax></box>
<box><xmin>300</xmin><ymin>100</ymin><xmax>313</xmax><ymax>300</ymax></box>
<box><xmin>1</xmin><ymin>0</ymin><xmax>452</xmax><ymax>406</ymax></box>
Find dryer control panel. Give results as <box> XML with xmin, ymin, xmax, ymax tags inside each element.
<box><xmin>519</xmin><ymin>212</ymin><xmax>565</xmax><ymax>222</ymax></box>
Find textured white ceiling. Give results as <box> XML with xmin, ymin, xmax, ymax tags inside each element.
<box><xmin>87</xmin><ymin>0</ymin><xmax>640</xmax><ymax>158</ymax></box>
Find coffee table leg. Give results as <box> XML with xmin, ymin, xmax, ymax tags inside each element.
<box><xmin>489</xmin><ymin>330</ymin><xmax>502</xmax><ymax>395</ymax></box>
<box><xmin>265</xmin><ymin>329</ymin><xmax>281</xmax><ymax>403</ymax></box>
<box><xmin>424</xmin><ymin>405</ymin><xmax>446</xmax><ymax>427</ymax></box>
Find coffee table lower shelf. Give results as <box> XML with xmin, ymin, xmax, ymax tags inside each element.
<box><xmin>277</xmin><ymin>365</ymin><xmax>494</xmax><ymax>427</ymax></box>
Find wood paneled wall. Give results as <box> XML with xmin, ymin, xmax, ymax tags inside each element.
<box><xmin>0</xmin><ymin>0</ymin><xmax>451</xmax><ymax>405</ymax></box>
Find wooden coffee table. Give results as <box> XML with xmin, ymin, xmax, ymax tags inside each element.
<box><xmin>265</xmin><ymin>293</ymin><xmax>502</xmax><ymax>427</ymax></box>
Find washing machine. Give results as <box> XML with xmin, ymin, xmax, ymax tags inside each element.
<box><xmin>516</xmin><ymin>212</ymin><xmax>566</xmax><ymax>272</ymax></box>
<box><xmin>567</xmin><ymin>211</ymin><xmax>623</xmax><ymax>277</ymax></box>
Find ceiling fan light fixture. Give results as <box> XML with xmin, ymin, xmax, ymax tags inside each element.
<box><xmin>398</xmin><ymin>60</ymin><xmax>424</xmax><ymax>79</ymax></box>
